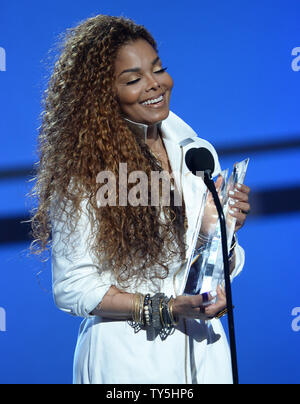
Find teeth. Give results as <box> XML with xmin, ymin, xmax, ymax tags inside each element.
<box><xmin>142</xmin><ymin>94</ymin><xmax>163</xmax><ymax>105</ymax></box>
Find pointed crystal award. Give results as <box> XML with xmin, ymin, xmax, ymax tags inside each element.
<box><xmin>182</xmin><ymin>158</ymin><xmax>249</xmax><ymax>296</ymax></box>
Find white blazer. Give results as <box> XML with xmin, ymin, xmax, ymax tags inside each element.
<box><xmin>51</xmin><ymin>111</ymin><xmax>245</xmax><ymax>384</ymax></box>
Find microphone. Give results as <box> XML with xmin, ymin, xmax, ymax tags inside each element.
<box><xmin>185</xmin><ymin>147</ymin><xmax>215</xmax><ymax>176</ymax></box>
<box><xmin>185</xmin><ymin>147</ymin><xmax>239</xmax><ymax>385</ymax></box>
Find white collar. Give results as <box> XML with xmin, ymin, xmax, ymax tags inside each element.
<box><xmin>161</xmin><ymin>111</ymin><xmax>199</xmax><ymax>144</ymax></box>
<box><xmin>123</xmin><ymin>117</ymin><xmax>162</xmax><ymax>142</ymax></box>
<box><xmin>123</xmin><ymin>111</ymin><xmax>197</xmax><ymax>145</ymax></box>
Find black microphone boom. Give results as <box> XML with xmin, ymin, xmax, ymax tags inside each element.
<box><xmin>185</xmin><ymin>147</ymin><xmax>239</xmax><ymax>385</ymax></box>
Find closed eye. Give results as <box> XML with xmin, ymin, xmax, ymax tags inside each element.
<box><xmin>126</xmin><ymin>67</ymin><xmax>167</xmax><ymax>85</ymax></box>
<box><xmin>126</xmin><ymin>78</ymin><xmax>141</xmax><ymax>85</ymax></box>
<box><xmin>154</xmin><ymin>67</ymin><xmax>168</xmax><ymax>74</ymax></box>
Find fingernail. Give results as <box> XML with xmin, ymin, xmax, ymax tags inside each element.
<box><xmin>210</xmin><ymin>290</ymin><xmax>217</xmax><ymax>298</ymax></box>
<box><xmin>237</xmin><ymin>183</ymin><xmax>242</xmax><ymax>189</ymax></box>
<box><xmin>229</xmin><ymin>209</ymin><xmax>235</xmax><ymax>215</ymax></box>
<box><xmin>229</xmin><ymin>190</ymin><xmax>235</xmax><ymax>196</ymax></box>
<box><xmin>229</xmin><ymin>199</ymin><xmax>235</xmax><ymax>206</ymax></box>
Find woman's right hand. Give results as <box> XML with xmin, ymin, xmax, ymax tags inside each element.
<box><xmin>172</xmin><ymin>286</ymin><xmax>226</xmax><ymax>321</ymax></box>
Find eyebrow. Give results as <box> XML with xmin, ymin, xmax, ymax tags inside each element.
<box><xmin>118</xmin><ymin>56</ymin><xmax>161</xmax><ymax>77</ymax></box>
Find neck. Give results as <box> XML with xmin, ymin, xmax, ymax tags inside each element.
<box><xmin>123</xmin><ymin>117</ymin><xmax>161</xmax><ymax>143</ymax></box>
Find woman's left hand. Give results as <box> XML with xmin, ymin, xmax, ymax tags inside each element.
<box><xmin>228</xmin><ymin>183</ymin><xmax>251</xmax><ymax>232</ymax></box>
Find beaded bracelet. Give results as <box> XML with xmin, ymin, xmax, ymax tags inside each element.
<box><xmin>143</xmin><ymin>293</ymin><xmax>151</xmax><ymax>326</ymax></box>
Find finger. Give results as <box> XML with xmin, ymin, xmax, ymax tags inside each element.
<box><xmin>229</xmin><ymin>200</ymin><xmax>250</xmax><ymax>213</ymax></box>
<box><xmin>205</xmin><ymin>299</ymin><xmax>227</xmax><ymax>317</ymax></box>
<box><xmin>191</xmin><ymin>291</ymin><xmax>215</xmax><ymax>307</ymax></box>
<box><xmin>229</xmin><ymin>208</ymin><xmax>247</xmax><ymax>225</ymax></box>
<box><xmin>216</xmin><ymin>285</ymin><xmax>226</xmax><ymax>298</ymax></box>
<box><xmin>236</xmin><ymin>183</ymin><xmax>251</xmax><ymax>195</ymax></box>
<box><xmin>229</xmin><ymin>189</ymin><xmax>249</xmax><ymax>203</ymax></box>
<box><xmin>202</xmin><ymin>286</ymin><xmax>227</xmax><ymax>318</ymax></box>
<box><xmin>200</xmin><ymin>291</ymin><xmax>216</xmax><ymax>305</ymax></box>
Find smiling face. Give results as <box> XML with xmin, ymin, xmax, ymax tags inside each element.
<box><xmin>114</xmin><ymin>39</ymin><xmax>173</xmax><ymax>126</ymax></box>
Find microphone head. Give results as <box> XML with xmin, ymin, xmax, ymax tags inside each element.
<box><xmin>185</xmin><ymin>147</ymin><xmax>215</xmax><ymax>176</ymax></box>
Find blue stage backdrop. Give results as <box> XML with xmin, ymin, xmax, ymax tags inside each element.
<box><xmin>0</xmin><ymin>0</ymin><xmax>300</xmax><ymax>384</ymax></box>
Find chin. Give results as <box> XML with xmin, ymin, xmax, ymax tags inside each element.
<box><xmin>143</xmin><ymin>109</ymin><xmax>170</xmax><ymax>126</ymax></box>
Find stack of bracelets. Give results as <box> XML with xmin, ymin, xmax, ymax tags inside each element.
<box><xmin>128</xmin><ymin>293</ymin><xmax>179</xmax><ymax>341</ymax></box>
<box><xmin>128</xmin><ymin>235</ymin><xmax>238</xmax><ymax>338</ymax></box>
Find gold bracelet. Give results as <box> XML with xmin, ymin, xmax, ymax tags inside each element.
<box><xmin>140</xmin><ymin>294</ymin><xmax>146</xmax><ymax>325</ymax></box>
<box><xmin>215</xmin><ymin>305</ymin><xmax>235</xmax><ymax>319</ymax></box>
<box><xmin>159</xmin><ymin>298</ymin><xmax>165</xmax><ymax>327</ymax></box>
<box><xmin>134</xmin><ymin>293</ymin><xmax>142</xmax><ymax>323</ymax></box>
<box><xmin>139</xmin><ymin>294</ymin><xmax>145</xmax><ymax>324</ymax></box>
<box><xmin>229</xmin><ymin>234</ymin><xmax>237</xmax><ymax>253</ymax></box>
<box><xmin>130</xmin><ymin>294</ymin><xmax>135</xmax><ymax>321</ymax></box>
<box><xmin>228</xmin><ymin>235</ymin><xmax>237</xmax><ymax>263</ymax></box>
<box><xmin>133</xmin><ymin>293</ymin><xmax>138</xmax><ymax>322</ymax></box>
<box><xmin>168</xmin><ymin>297</ymin><xmax>179</xmax><ymax>326</ymax></box>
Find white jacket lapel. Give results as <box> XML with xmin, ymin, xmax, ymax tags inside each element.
<box><xmin>161</xmin><ymin>112</ymin><xmax>209</xmax><ymax>256</ymax></box>
<box><xmin>161</xmin><ymin>111</ymin><xmax>222</xmax><ymax>294</ymax></box>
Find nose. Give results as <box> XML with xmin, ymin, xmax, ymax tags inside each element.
<box><xmin>145</xmin><ymin>73</ymin><xmax>161</xmax><ymax>92</ymax></box>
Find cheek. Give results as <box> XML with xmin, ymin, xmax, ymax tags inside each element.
<box><xmin>117</xmin><ymin>86</ymin><xmax>141</xmax><ymax>106</ymax></box>
<box><xmin>163</xmin><ymin>73</ymin><xmax>174</xmax><ymax>92</ymax></box>
<box><xmin>168</xmin><ymin>77</ymin><xmax>174</xmax><ymax>93</ymax></box>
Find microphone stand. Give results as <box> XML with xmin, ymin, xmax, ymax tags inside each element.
<box><xmin>204</xmin><ymin>169</ymin><xmax>239</xmax><ymax>385</ymax></box>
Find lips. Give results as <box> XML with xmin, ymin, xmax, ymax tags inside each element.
<box><xmin>140</xmin><ymin>93</ymin><xmax>165</xmax><ymax>106</ymax></box>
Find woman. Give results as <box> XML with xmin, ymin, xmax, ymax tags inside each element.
<box><xmin>30</xmin><ymin>15</ymin><xmax>251</xmax><ymax>384</ymax></box>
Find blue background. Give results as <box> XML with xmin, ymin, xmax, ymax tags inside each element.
<box><xmin>0</xmin><ymin>0</ymin><xmax>300</xmax><ymax>384</ymax></box>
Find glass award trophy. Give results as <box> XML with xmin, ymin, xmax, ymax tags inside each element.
<box><xmin>182</xmin><ymin>158</ymin><xmax>249</xmax><ymax>296</ymax></box>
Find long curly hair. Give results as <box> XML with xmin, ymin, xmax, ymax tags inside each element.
<box><xmin>28</xmin><ymin>14</ymin><xmax>186</xmax><ymax>288</ymax></box>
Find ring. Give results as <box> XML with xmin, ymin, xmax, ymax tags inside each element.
<box><xmin>201</xmin><ymin>292</ymin><xmax>209</xmax><ymax>303</ymax></box>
